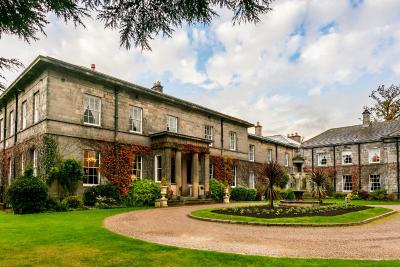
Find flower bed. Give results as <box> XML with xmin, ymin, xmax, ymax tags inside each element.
<box><xmin>212</xmin><ymin>204</ymin><xmax>370</xmax><ymax>219</ymax></box>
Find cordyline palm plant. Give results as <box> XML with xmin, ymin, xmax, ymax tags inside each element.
<box><xmin>259</xmin><ymin>161</ymin><xmax>284</xmax><ymax>209</ymax></box>
<box><xmin>310</xmin><ymin>168</ymin><xmax>328</xmax><ymax>203</ymax></box>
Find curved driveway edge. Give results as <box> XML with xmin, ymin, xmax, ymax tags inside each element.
<box><xmin>103</xmin><ymin>203</ymin><xmax>400</xmax><ymax>260</ymax></box>
<box><xmin>188</xmin><ymin>209</ymin><xmax>397</xmax><ymax>227</ymax></box>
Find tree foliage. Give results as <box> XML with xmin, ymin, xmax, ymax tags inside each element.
<box><xmin>0</xmin><ymin>0</ymin><xmax>273</xmax><ymax>89</ymax></box>
<box><xmin>367</xmin><ymin>84</ymin><xmax>400</xmax><ymax>121</ymax></box>
<box><xmin>259</xmin><ymin>160</ymin><xmax>284</xmax><ymax>209</ymax></box>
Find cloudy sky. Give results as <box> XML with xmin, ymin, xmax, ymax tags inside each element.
<box><xmin>1</xmin><ymin>0</ymin><xmax>400</xmax><ymax>140</ymax></box>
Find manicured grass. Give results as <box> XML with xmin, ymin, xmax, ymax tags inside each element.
<box><xmin>323</xmin><ymin>199</ymin><xmax>400</xmax><ymax>206</ymax></box>
<box><xmin>0</xmin><ymin>208</ymin><xmax>399</xmax><ymax>266</ymax></box>
<box><xmin>191</xmin><ymin>206</ymin><xmax>392</xmax><ymax>225</ymax></box>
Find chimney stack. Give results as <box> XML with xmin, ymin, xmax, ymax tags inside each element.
<box><xmin>151</xmin><ymin>81</ymin><xmax>163</xmax><ymax>93</ymax></box>
<box><xmin>362</xmin><ymin>108</ymin><xmax>371</xmax><ymax>126</ymax></box>
<box><xmin>255</xmin><ymin>121</ymin><xmax>262</xmax><ymax>136</ymax></box>
<box><xmin>91</xmin><ymin>64</ymin><xmax>96</xmax><ymax>71</ymax></box>
<box><xmin>288</xmin><ymin>132</ymin><xmax>301</xmax><ymax>143</ymax></box>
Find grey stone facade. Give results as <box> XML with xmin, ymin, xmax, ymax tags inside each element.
<box><xmin>0</xmin><ymin>56</ymin><xmax>299</xmax><ymax>200</ymax></box>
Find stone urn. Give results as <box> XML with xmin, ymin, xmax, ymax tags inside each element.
<box><xmin>160</xmin><ymin>185</ymin><xmax>168</xmax><ymax>207</ymax></box>
<box><xmin>223</xmin><ymin>187</ymin><xmax>230</xmax><ymax>203</ymax></box>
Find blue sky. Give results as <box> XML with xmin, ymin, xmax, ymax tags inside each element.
<box><xmin>1</xmin><ymin>0</ymin><xmax>400</xmax><ymax>139</ymax></box>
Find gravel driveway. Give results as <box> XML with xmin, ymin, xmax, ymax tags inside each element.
<box><xmin>103</xmin><ymin>203</ymin><xmax>400</xmax><ymax>260</ymax></box>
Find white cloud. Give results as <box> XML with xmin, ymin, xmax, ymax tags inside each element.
<box><xmin>1</xmin><ymin>0</ymin><xmax>400</xmax><ymax>139</ymax></box>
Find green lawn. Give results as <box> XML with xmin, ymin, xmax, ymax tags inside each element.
<box><xmin>191</xmin><ymin>206</ymin><xmax>392</xmax><ymax>225</ymax></box>
<box><xmin>0</xmin><ymin>208</ymin><xmax>399</xmax><ymax>266</ymax></box>
<box><xmin>323</xmin><ymin>199</ymin><xmax>400</xmax><ymax>206</ymax></box>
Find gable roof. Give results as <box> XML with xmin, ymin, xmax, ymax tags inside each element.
<box><xmin>302</xmin><ymin>120</ymin><xmax>400</xmax><ymax>148</ymax></box>
<box><xmin>0</xmin><ymin>55</ymin><xmax>253</xmax><ymax>127</ymax></box>
<box><xmin>248</xmin><ymin>133</ymin><xmax>300</xmax><ymax>148</ymax></box>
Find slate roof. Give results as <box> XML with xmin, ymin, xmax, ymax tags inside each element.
<box><xmin>248</xmin><ymin>133</ymin><xmax>300</xmax><ymax>148</ymax></box>
<box><xmin>302</xmin><ymin>120</ymin><xmax>400</xmax><ymax>148</ymax></box>
<box><xmin>0</xmin><ymin>55</ymin><xmax>253</xmax><ymax>127</ymax></box>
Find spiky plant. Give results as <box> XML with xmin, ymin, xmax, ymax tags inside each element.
<box><xmin>310</xmin><ymin>168</ymin><xmax>328</xmax><ymax>203</ymax></box>
<box><xmin>259</xmin><ymin>161</ymin><xmax>284</xmax><ymax>209</ymax></box>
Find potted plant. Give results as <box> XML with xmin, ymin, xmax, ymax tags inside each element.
<box><xmin>223</xmin><ymin>184</ymin><xmax>230</xmax><ymax>203</ymax></box>
<box><xmin>160</xmin><ymin>177</ymin><xmax>168</xmax><ymax>207</ymax></box>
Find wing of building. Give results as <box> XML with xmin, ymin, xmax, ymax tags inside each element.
<box><xmin>301</xmin><ymin>109</ymin><xmax>400</xmax><ymax>197</ymax></box>
<box><xmin>0</xmin><ymin>56</ymin><xmax>301</xmax><ymax>202</ymax></box>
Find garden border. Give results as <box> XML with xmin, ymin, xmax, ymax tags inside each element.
<box><xmin>188</xmin><ymin>208</ymin><xmax>397</xmax><ymax>227</ymax></box>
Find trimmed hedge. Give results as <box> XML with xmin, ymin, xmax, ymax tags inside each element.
<box><xmin>230</xmin><ymin>187</ymin><xmax>257</xmax><ymax>201</ymax></box>
<box><xmin>279</xmin><ymin>188</ymin><xmax>295</xmax><ymax>200</ymax></box>
<box><xmin>129</xmin><ymin>179</ymin><xmax>161</xmax><ymax>206</ymax></box>
<box><xmin>6</xmin><ymin>168</ymin><xmax>48</xmax><ymax>214</ymax></box>
<box><xmin>63</xmin><ymin>196</ymin><xmax>83</xmax><ymax>209</ymax></box>
<box><xmin>210</xmin><ymin>179</ymin><xmax>225</xmax><ymax>201</ymax></box>
<box><xmin>83</xmin><ymin>184</ymin><xmax>121</xmax><ymax>206</ymax></box>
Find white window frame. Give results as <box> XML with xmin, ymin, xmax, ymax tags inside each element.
<box><xmin>368</xmin><ymin>148</ymin><xmax>380</xmax><ymax>164</ymax></box>
<box><xmin>154</xmin><ymin>155</ymin><xmax>162</xmax><ymax>182</ymax></box>
<box><xmin>342</xmin><ymin>151</ymin><xmax>352</xmax><ymax>165</ymax></box>
<box><xmin>33</xmin><ymin>149</ymin><xmax>38</xmax><ymax>177</ymax></box>
<box><xmin>369</xmin><ymin>174</ymin><xmax>381</xmax><ymax>192</ymax></box>
<box><xmin>9</xmin><ymin>110</ymin><xmax>14</xmax><ymax>136</ymax></box>
<box><xmin>229</xmin><ymin>131</ymin><xmax>237</xmax><ymax>151</ymax></box>
<box><xmin>232</xmin><ymin>165</ymin><xmax>237</xmax><ymax>188</ymax></box>
<box><xmin>342</xmin><ymin>175</ymin><xmax>352</xmax><ymax>192</ymax></box>
<box><xmin>209</xmin><ymin>163</ymin><xmax>214</xmax><ymax>179</ymax></box>
<box><xmin>267</xmin><ymin>149</ymin><xmax>273</xmax><ymax>162</ymax></box>
<box><xmin>129</xmin><ymin>106</ymin><xmax>143</xmax><ymax>133</ymax></box>
<box><xmin>317</xmin><ymin>153</ymin><xmax>327</xmax><ymax>166</ymax></box>
<box><xmin>204</xmin><ymin>125</ymin><xmax>213</xmax><ymax>146</ymax></box>
<box><xmin>131</xmin><ymin>155</ymin><xmax>143</xmax><ymax>180</ymax></box>
<box><xmin>285</xmin><ymin>153</ymin><xmax>289</xmax><ymax>167</ymax></box>
<box><xmin>0</xmin><ymin>118</ymin><xmax>4</xmax><ymax>141</ymax></box>
<box><xmin>8</xmin><ymin>159</ymin><xmax>12</xmax><ymax>185</ymax></box>
<box><xmin>249</xmin><ymin>171</ymin><xmax>255</xmax><ymax>189</ymax></box>
<box><xmin>21</xmin><ymin>101</ymin><xmax>27</xmax><ymax>130</ymax></box>
<box><xmin>84</xmin><ymin>94</ymin><xmax>101</xmax><ymax>126</ymax></box>
<box><xmin>83</xmin><ymin>150</ymin><xmax>100</xmax><ymax>186</ymax></box>
<box><xmin>166</xmin><ymin>115</ymin><xmax>178</xmax><ymax>133</ymax></box>
<box><xmin>33</xmin><ymin>91</ymin><xmax>40</xmax><ymax>124</ymax></box>
<box><xmin>249</xmin><ymin>144</ymin><xmax>255</xmax><ymax>162</ymax></box>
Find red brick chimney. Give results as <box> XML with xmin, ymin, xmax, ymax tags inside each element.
<box><xmin>255</xmin><ymin>121</ymin><xmax>262</xmax><ymax>136</ymax></box>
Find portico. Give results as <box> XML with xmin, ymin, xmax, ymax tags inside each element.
<box><xmin>150</xmin><ymin>131</ymin><xmax>211</xmax><ymax>198</ymax></box>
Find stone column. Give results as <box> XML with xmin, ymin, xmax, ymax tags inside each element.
<box><xmin>192</xmin><ymin>153</ymin><xmax>199</xmax><ymax>198</ymax></box>
<box><xmin>175</xmin><ymin>150</ymin><xmax>182</xmax><ymax>196</ymax></box>
<box><xmin>162</xmin><ymin>148</ymin><xmax>172</xmax><ymax>183</ymax></box>
<box><xmin>204</xmin><ymin>154</ymin><xmax>210</xmax><ymax>195</ymax></box>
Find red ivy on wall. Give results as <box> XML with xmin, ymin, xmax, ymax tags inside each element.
<box><xmin>210</xmin><ymin>155</ymin><xmax>237</xmax><ymax>186</ymax></box>
<box><xmin>99</xmin><ymin>143</ymin><xmax>151</xmax><ymax>196</ymax></box>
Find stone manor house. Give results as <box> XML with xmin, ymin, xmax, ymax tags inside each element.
<box><xmin>1</xmin><ymin>56</ymin><xmax>400</xmax><ymax>201</ymax></box>
<box><xmin>0</xmin><ymin>56</ymin><xmax>300</xmax><ymax>201</ymax></box>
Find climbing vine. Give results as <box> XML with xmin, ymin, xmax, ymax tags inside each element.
<box><xmin>210</xmin><ymin>155</ymin><xmax>238</xmax><ymax>186</ymax></box>
<box><xmin>98</xmin><ymin>142</ymin><xmax>152</xmax><ymax>196</ymax></box>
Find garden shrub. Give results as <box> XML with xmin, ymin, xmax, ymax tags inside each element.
<box><xmin>230</xmin><ymin>187</ymin><xmax>257</xmax><ymax>201</ymax></box>
<box><xmin>210</xmin><ymin>178</ymin><xmax>225</xmax><ymax>201</ymax></box>
<box><xmin>279</xmin><ymin>189</ymin><xmax>295</xmax><ymax>200</ymax></box>
<box><xmin>358</xmin><ymin>190</ymin><xmax>369</xmax><ymax>200</ymax></box>
<box><xmin>387</xmin><ymin>193</ymin><xmax>397</xmax><ymax>201</ymax></box>
<box><xmin>95</xmin><ymin>196</ymin><xmax>117</xmax><ymax>209</ymax></box>
<box><xmin>6</xmin><ymin>168</ymin><xmax>48</xmax><ymax>214</ymax></box>
<box><xmin>278</xmin><ymin>172</ymin><xmax>290</xmax><ymax>189</ymax></box>
<box><xmin>129</xmin><ymin>179</ymin><xmax>161</xmax><ymax>206</ymax></box>
<box><xmin>332</xmin><ymin>192</ymin><xmax>347</xmax><ymax>199</ymax></box>
<box><xmin>48</xmin><ymin>159</ymin><xmax>84</xmax><ymax>196</ymax></box>
<box><xmin>369</xmin><ymin>189</ymin><xmax>388</xmax><ymax>200</ymax></box>
<box><xmin>83</xmin><ymin>183</ymin><xmax>121</xmax><ymax>206</ymax></box>
<box><xmin>45</xmin><ymin>196</ymin><xmax>68</xmax><ymax>212</ymax></box>
<box><xmin>63</xmin><ymin>196</ymin><xmax>83</xmax><ymax>209</ymax></box>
